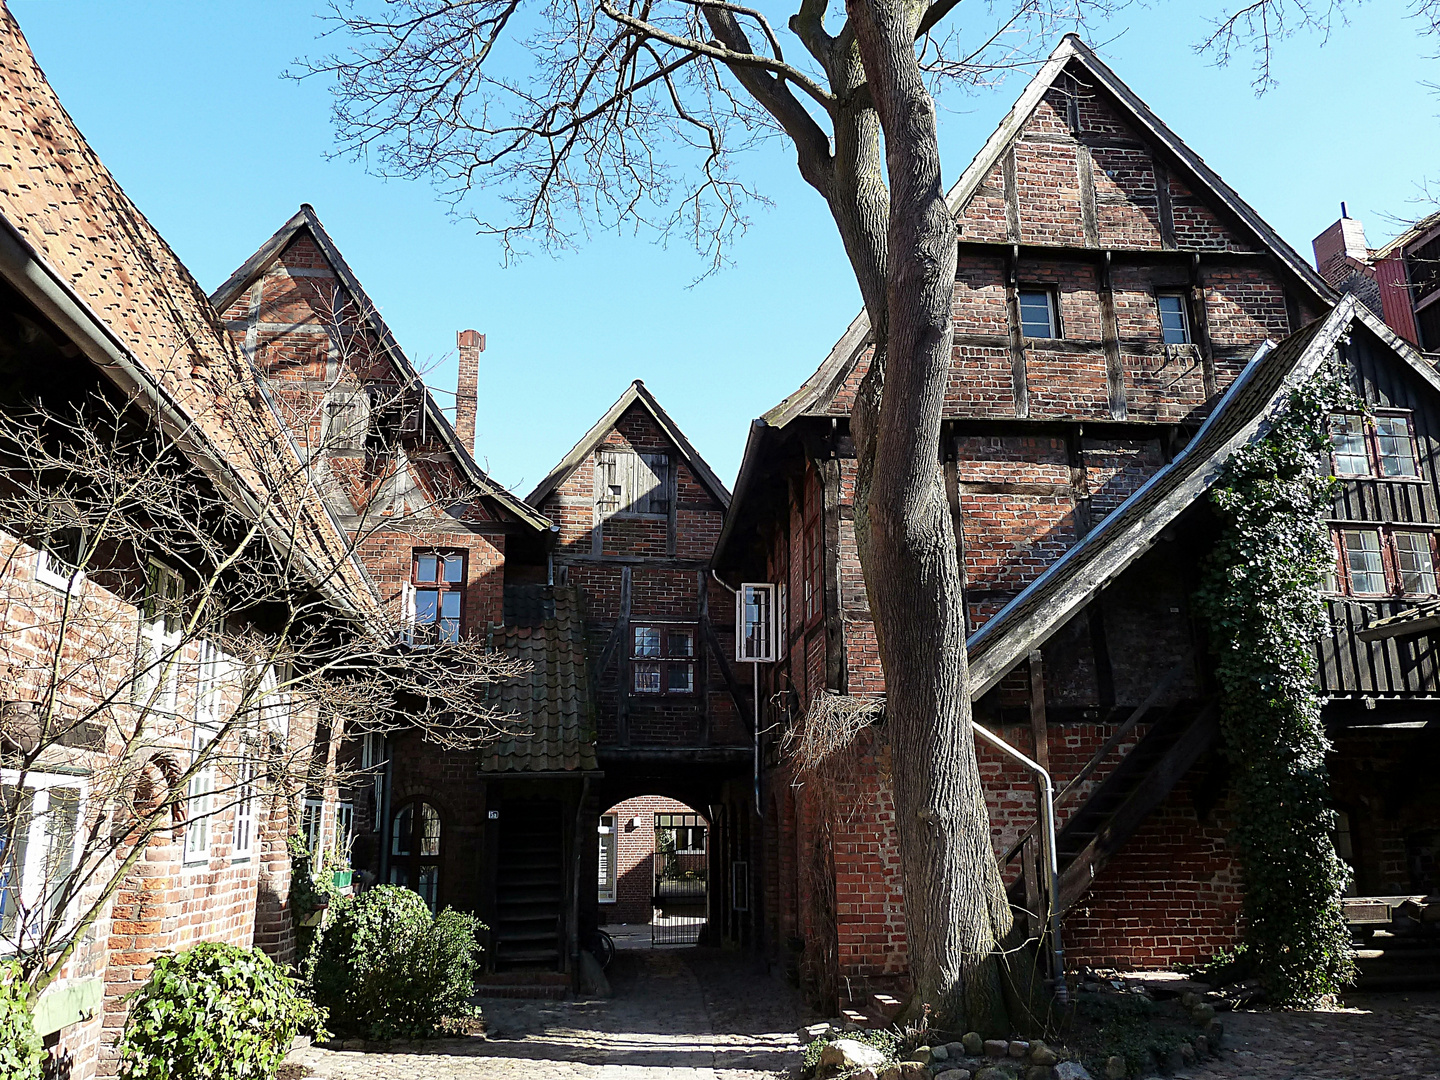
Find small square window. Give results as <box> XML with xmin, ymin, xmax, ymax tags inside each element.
<box><xmin>1330</xmin><ymin>414</ymin><xmax>1370</xmax><ymax>477</ymax></box>
<box><xmin>1375</xmin><ymin>416</ymin><xmax>1418</xmax><ymax>478</ymax></box>
<box><xmin>1018</xmin><ymin>290</ymin><xmax>1058</xmax><ymax>339</ymax></box>
<box><xmin>666</xmin><ymin>665</ymin><xmax>694</xmax><ymax>693</ymax></box>
<box><xmin>633</xmin><ymin>662</ymin><xmax>662</xmax><ymax>693</ymax></box>
<box><xmin>634</xmin><ymin>627</ymin><xmax>661</xmax><ymax>657</ymax></box>
<box><xmin>668</xmin><ymin>629</ymin><xmax>694</xmax><ymax>658</ymax></box>
<box><xmin>1156</xmin><ymin>293</ymin><xmax>1191</xmax><ymax>345</ymax></box>
<box><xmin>1394</xmin><ymin>531</ymin><xmax>1437</xmax><ymax>595</ymax></box>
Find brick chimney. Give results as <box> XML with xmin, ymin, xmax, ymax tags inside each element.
<box><xmin>455</xmin><ymin>329</ymin><xmax>484</xmax><ymax>456</ymax></box>
<box><xmin>1312</xmin><ymin>203</ymin><xmax>1372</xmax><ymax>288</ymax></box>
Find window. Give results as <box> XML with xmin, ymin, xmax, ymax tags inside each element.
<box><xmin>257</xmin><ymin>663</ymin><xmax>290</xmax><ymax>738</ymax></box>
<box><xmin>656</xmin><ymin>814</ymin><xmax>706</xmax><ymax>854</ymax></box>
<box><xmin>231</xmin><ymin>737</ymin><xmax>258</xmax><ymax>861</ymax></box>
<box><xmin>1341</xmin><ymin>529</ymin><xmax>1387</xmax><ymax>595</ymax></box>
<box><xmin>1375</xmin><ymin>416</ymin><xmax>1419</xmax><ymax>478</ymax></box>
<box><xmin>1331</xmin><ymin>527</ymin><xmax>1440</xmax><ymax>597</ymax></box>
<box><xmin>136</xmin><ymin>562</ymin><xmax>184</xmax><ymax>712</ymax></box>
<box><xmin>1</xmin><ymin>771</ymin><xmax>83</xmax><ymax>950</ymax></box>
<box><xmin>1017</xmin><ymin>289</ymin><xmax>1059</xmax><ymax>339</ymax></box>
<box><xmin>1329</xmin><ymin>412</ymin><xmax>1422</xmax><ymax>480</ymax></box>
<box><xmin>1330</xmin><ymin>414</ymin><xmax>1370</xmax><ymax>477</ymax></box>
<box><xmin>34</xmin><ymin>519</ymin><xmax>86</xmax><ymax>593</ymax></box>
<box><xmin>389</xmin><ymin>799</ymin><xmax>441</xmax><ymax>911</ymax></box>
<box><xmin>1394</xmin><ymin>531</ymin><xmax>1437</xmax><ymax>595</ymax></box>
<box><xmin>334</xmin><ymin>802</ymin><xmax>355</xmax><ymax>864</ymax></box>
<box><xmin>598</xmin><ymin>814</ymin><xmax>617</xmax><ymax>904</ymax></box>
<box><xmin>185</xmin><ymin>640</ymin><xmax>230</xmax><ymax>865</ymax></box>
<box><xmin>594</xmin><ymin>451</ymin><xmax>670</xmax><ymax>519</ymax></box>
<box><xmin>803</xmin><ymin>518</ymin><xmax>822</xmax><ymax>623</ymax></box>
<box><xmin>301</xmin><ymin>798</ymin><xmax>325</xmax><ymax>861</ymax></box>
<box><xmin>321</xmin><ymin>388</ymin><xmax>370</xmax><ymax>454</ymax></box>
<box><xmin>408</xmin><ymin>551</ymin><xmax>465</xmax><ymax>644</ymax></box>
<box><xmin>1156</xmin><ymin>292</ymin><xmax>1192</xmax><ymax>345</ymax></box>
<box><xmin>631</xmin><ymin>625</ymin><xmax>695</xmax><ymax>694</ymax></box>
<box><xmin>736</xmin><ymin>583</ymin><xmax>780</xmax><ymax>663</ymax></box>
<box><xmin>361</xmin><ymin>733</ymin><xmax>386</xmax><ymax>829</ymax></box>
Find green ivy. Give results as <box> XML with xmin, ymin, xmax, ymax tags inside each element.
<box><xmin>118</xmin><ymin>942</ymin><xmax>326</xmax><ymax>1080</ymax></box>
<box><xmin>1194</xmin><ymin>360</ymin><xmax>1357</xmax><ymax>1006</ymax></box>
<box><xmin>0</xmin><ymin>960</ymin><xmax>43</xmax><ymax>1080</ymax></box>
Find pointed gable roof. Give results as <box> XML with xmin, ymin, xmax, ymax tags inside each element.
<box><xmin>211</xmin><ymin>205</ymin><xmax>551</xmax><ymax>534</ymax></box>
<box><xmin>764</xmin><ymin>34</ymin><xmax>1336</xmax><ymax>430</ymax></box>
<box><xmin>965</xmin><ymin>295</ymin><xmax>1436</xmax><ymax>697</ymax></box>
<box><xmin>526</xmin><ymin>380</ymin><xmax>731</xmax><ymax>509</ymax></box>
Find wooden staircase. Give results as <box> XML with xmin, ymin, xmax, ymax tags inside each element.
<box><xmin>493</xmin><ymin>800</ymin><xmax>566</xmax><ymax>972</ymax></box>
<box><xmin>1007</xmin><ymin>704</ymin><xmax>1219</xmax><ymax>916</ymax></box>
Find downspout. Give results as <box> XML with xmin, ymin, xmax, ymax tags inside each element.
<box><xmin>378</xmin><ymin>739</ymin><xmax>394</xmax><ymax>884</ymax></box>
<box><xmin>710</xmin><ymin>572</ymin><xmax>761</xmax><ymax>818</ymax></box>
<box><xmin>970</xmin><ymin>722</ymin><xmax>1067</xmax><ymax>1003</ymax></box>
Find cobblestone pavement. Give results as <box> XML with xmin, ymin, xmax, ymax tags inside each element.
<box><xmin>1179</xmin><ymin>991</ymin><xmax>1440</xmax><ymax>1080</ymax></box>
<box><xmin>287</xmin><ymin>948</ymin><xmax>810</xmax><ymax>1079</ymax></box>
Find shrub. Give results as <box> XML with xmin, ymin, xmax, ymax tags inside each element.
<box><xmin>118</xmin><ymin>942</ymin><xmax>326</xmax><ymax>1080</ymax></box>
<box><xmin>309</xmin><ymin>885</ymin><xmax>483</xmax><ymax>1039</ymax></box>
<box><xmin>0</xmin><ymin>961</ymin><xmax>43</xmax><ymax>1080</ymax></box>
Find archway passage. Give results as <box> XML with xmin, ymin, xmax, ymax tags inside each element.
<box><xmin>598</xmin><ymin>796</ymin><xmax>709</xmax><ymax>946</ymax></box>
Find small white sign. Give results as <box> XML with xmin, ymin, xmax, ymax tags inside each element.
<box><xmin>487</xmin><ymin>810</ymin><xmax>500</xmax><ymax>820</ymax></box>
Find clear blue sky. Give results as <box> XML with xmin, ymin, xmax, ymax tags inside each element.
<box><xmin>10</xmin><ymin>1</ymin><xmax>1436</xmax><ymax>493</ymax></box>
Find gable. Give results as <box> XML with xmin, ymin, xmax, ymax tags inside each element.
<box><xmin>213</xmin><ymin>209</ymin><xmax>548</xmax><ymax>532</ymax></box>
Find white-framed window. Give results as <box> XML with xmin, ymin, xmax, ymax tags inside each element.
<box><xmin>736</xmin><ymin>583</ymin><xmax>781</xmax><ymax>663</ymax></box>
<box><xmin>34</xmin><ymin>526</ymin><xmax>86</xmax><ymax>593</ymax></box>
<box><xmin>1017</xmin><ymin>288</ymin><xmax>1060</xmax><ymax>339</ymax></box>
<box><xmin>257</xmin><ymin>663</ymin><xmax>290</xmax><ymax>739</ymax></box>
<box><xmin>231</xmin><ymin>734</ymin><xmax>260</xmax><ymax>862</ymax></box>
<box><xmin>1</xmin><ymin>770</ymin><xmax>84</xmax><ymax>951</ymax></box>
<box><xmin>136</xmin><ymin>561</ymin><xmax>184</xmax><ymax>713</ymax></box>
<box><xmin>186</xmin><ymin>639</ymin><xmax>236</xmax><ymax>866</ymax></box>
<box><xmin>321</xmin><ymin>388</ymin><xmax>370</xmax><ymax>454</ymax></box>
<box><xmin>1156</xmin><ymin>291</ymin><xmax>1192</xmax><ymax>345</ymax></box>
<box><xmin>333</xmin><ymin>801</ymin><xmax>355</xmax><ymax>864</ymax></box>
<box><xmin>598</xmin><ymin>814</ymin><xmax>617</xmax><ymax>904</ymax></box>
<box><xmin>595</xmin><ymin>450</ymin><xmax>670</xmax><ymax>519</ymax></box>
<box><xmin>361</xmin><ymin>733</ymin><xmax>386</xmax><ymax>829</ymax></box>
<box><xmin>301</xmin><ymin>797</ymin><xmax>325</xmax><ymax>861</ymax></box>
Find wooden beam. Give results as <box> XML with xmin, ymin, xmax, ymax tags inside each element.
<box><xmin>1003</xmin><ymin>145</ymin><xmax>1021</xmax><ymax>243</ymax></box>
<box><xmin>819</xmin><ymin>456</ymin><xmax>848</xmax><ymax>694</ymax></box>
<box><xmin>1189</xmin><ymin>254</ymin><xmax>1218</xmax><ymax>399</ymax></box>
<box><xmin>1028</xmin><ymin>649</ymin><xmax>1050</xmax><ymax>773</ymax></box>
<box><xmin>698</xmin><ymin>570</ymin><xmax>711</xmax><ymax>747</ymax></box>
<box><xmin>1098</xmin><ymin>251</ymin><xmax>1128</xmax><ymax>421</ymax></box>
<box><xmin>1005</xmin><ymin>244</ymin><xmax>1030</xmax><ymax>419</ymax></box>
<box><xmin>1078</xmin><ymin>144</ymin><xmax>1100</xmax><ymax>249</ymax></box>
<box><xmin>617</xmin><ymin>568</ymin><xmax>634</xmax><ymax>745</ymax></box>
<box><xmin>1087</xmin><ymin>597</ymin><xmax>1116</xmax><ymax>711</ymax></box>
<box><xmin>1057</xmin><ymin>705</ymin><xmax>1219</xmax><ymax>913</ymax></box>
<box><xmin>1154</xmin><ymin>158</ymin><xmax>1177</xmax><ymax>250</ymax></box>
<box><xmin>702</xmin><ymin>614</ymin><xmax>751</xmax><ymax>733</ymax></box>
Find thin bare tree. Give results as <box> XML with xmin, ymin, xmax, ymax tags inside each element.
<box><xmin>0</xmin><ymin>347</ymin><xmax>526</xmax><ymax>1004</ymax></box>
<box><xmin>296</xmin><ymin>0</ymin><xmax>1438</xmax><ymax>1030</ymax></box>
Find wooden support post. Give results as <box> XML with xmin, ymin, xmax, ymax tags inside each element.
<box><xmin>819</xmin><ymin>456</ymin><xmax>847</xmax><ymax>694</ymax></box>
<box><xmin>698</xmin><ymin>570</ymin><xmax>711</xmax><ymax>747</ymax></box>
<box><xmin>1005</xmin><ymin>244</ymin><xmax>1030</xmax><ymax>418</ymax></box>
<box><xmin>616</xmin><ymin>567</ymin><xmax>632</xmax><ymax>745</ymax></box>
<box><xmin>1098</xmin><ymin>251</ymin><xmax>1128</xmax><ymax>421</ymax></box>
<box><xmin>1028</xmin><ymin>648</ymin><xmax>1050</xmax><ymax>773</ymax></box>
<box><xmin>1189</xmin><ymin>253</ymin><xmax>1218</xmax><ymax>400</ymax></box>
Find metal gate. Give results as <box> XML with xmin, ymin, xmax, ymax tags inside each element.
<box><xmin>652</xmin><ymin>812</ymin><xmax>707</xmax><ymax>945</ymax></box>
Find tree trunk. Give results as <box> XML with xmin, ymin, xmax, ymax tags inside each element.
<box><xmin>843</xmin><ymin>0</ymin><xmax>1013</xmax><ymax>1035</ymax></box>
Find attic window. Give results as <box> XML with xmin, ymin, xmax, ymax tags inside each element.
<box><xmin>595</xmin><ymin>451</ymin><xmax>671</xmax><ymax>519</ymax></box>
<box><xmin>1156</xmin><ymin>292</ymin><xmax>1192</xmax><ymax>345</ymax></box>
<box><xmin>322</xmin><ymin>388</ymin><xmax>370</xmax><ymax>454</ymax></box>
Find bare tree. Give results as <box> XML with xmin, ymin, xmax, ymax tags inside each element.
<box><xmin>296</xmin><ymin>0</ymin><xmax>1437</xmax><ymax>1030</ymax></box>
<box><xmin>0</xmin><ymin>357</ymin><xmax>526</xmax><ymax>1003</ymax></box>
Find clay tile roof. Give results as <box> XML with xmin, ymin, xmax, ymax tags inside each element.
<box><xmin>0</xmin><ymin>8</ymin><xmax>379</xmax><ymax>617</ymax></box>
<box><xmin>480</xmin><ymin>585</ymin><xmax>598</xmax><ymax>773</ymax></box>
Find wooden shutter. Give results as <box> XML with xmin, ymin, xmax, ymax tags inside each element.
<box><xmin>594</xmin><ymin>452</ymin><xmax>621</xmax><ymax>520</ymax></box>
<box><xmin>639</xmin><ymin>453</ymin><xmax>670</xmax><ymax>515</ymax></box>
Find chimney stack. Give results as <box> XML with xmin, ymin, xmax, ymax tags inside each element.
<box><xmin>455</xmin><ymin>329</ymin><xmax>484</xmax><ymax>456</ymax></box>
<box><xmin>1312</xmin><ymin>205</ymin><xmax>1372</xmax><ymax>289</ymax></box>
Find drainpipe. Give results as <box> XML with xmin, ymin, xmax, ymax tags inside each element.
<box><xmin>709</xmin><ymin>571</ymin><xmax>761</xmax><ymax>817</ymax></box>
<box><xmin>970</xmin><ymin>722</ymin><xmax>1067</xmax><ymax>1003</ymax></box>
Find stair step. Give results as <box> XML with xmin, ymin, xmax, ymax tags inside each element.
<box><xmin>496</xmin><ymin>929</ymin><xmax>560</xmax><ymax>944</ymax></box>
<box><xmin>495</xmin><ymin>947</ymin><xmax>562</xmax><ymax>963</ymax></box>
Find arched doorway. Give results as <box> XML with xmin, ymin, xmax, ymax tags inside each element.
<box><xmin>389</xmin><ymin>798</ymin><xmax>442</xmax><ymax>910</ymax></box>
<box><xmin>597</xmin><ymin>795</ymin><xmax>709</xmax><ymax>946</ymax></box>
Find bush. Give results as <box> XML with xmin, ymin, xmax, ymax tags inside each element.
<box><xmin>118</xmin><ymin>942</ymin><xmax>326</xmax><ymax>1080</ymax></box>
<box><xmin>0</xmin><ymin>961</ymin><xmax>43</xmax><ymax>1080</ymax></box>
<box><xmin>309</xmin><ymin>885</ymin><xmax>483</xmax><ymax>1039</ymax></box>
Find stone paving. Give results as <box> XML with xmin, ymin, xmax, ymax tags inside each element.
<box><xmin>286</xmin><ymin>955</ymin><xmax>1440</xmax><ymax>1080</ymax></box>
<box><xmin>1178</xmin><ymin>990</ymin><xmax>1440</xmax><ymax>1080</ymax></box>
<box><xmin>286</xmin><ymin>948</ymin><xmax>809</xmax><ymax>1079</ymax></box>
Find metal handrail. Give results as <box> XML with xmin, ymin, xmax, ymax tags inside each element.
<box><xmin>971</xmin><ymin>721</ymin><xmax>1067</xmax><ymax>1003</ymax></box>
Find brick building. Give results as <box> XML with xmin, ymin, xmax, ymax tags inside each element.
<box><xmin>0</xmin><ymin>8</ymin><xmax>372</xmax><ymax>1076</ymax></box>
<box><xmin>598</xmin><ymin>795</ymin><xmax>706</xmax><ymax>926</ymax></box>
<box><xmin>715</xmin><ymin>35</ymin><xmax>1440</xmax><ymax>1009</ymax></box>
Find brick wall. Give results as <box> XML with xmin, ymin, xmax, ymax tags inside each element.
<box><xmin>598</xmin><ymin>795</ymin><xmax>704</xmax><ymax>924</ymax></box>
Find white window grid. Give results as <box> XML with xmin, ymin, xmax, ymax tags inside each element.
<box><xmin>185</xmin><ymin>639</ymin><xmax>231</xmax><ymax>866</ymax></box>
<box><xmin>361</xmin><ymin>733</ymin><xmax>386</xmax><ymax>828</ymax></box>
<box><xmin>301</xmin><ymin>798</ymin><xmax>325</xmax><ymax>861</ymax></box>
<box><xmin>334</xmin><ymin>802</ymin><xmax>355</xmax><ymax>863</ymax></box>
<box><xmin>736</xmin><ymin>583</ymin><xmax>783</xmax><ymax>663</ymax></box>
<box><xmin>1</xmin><ymin>770</ymin><xmax>86</xmax><ymax>953</ymax></box>
<box><xmin>231</xmin><ymin>735</ymin><xmax>260</xmax><ymax>861</ymax></box>
<box><xmin>135</xmin><ymin>561</ymin><xmax>184</xmax><ymax>714</ymax></box>
<box><xmin>597</xmin><ymin>814</ymin><xmax>617</xmax><ymax>903</ymax></box>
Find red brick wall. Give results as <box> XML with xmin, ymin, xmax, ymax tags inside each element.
<box><xmin>597</xmin><ymin>795</ymin><xmax>705</xmax><ymax>924</ymax></box>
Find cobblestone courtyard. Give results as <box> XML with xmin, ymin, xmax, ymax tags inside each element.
<box><xmin>286</xmin><ymin>954</ymin><xmax>1440</xmax><ymax>1080</ymax></box>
